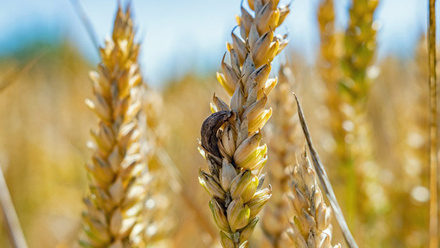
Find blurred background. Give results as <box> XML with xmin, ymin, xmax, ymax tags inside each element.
<box><xmin>0</xmin><ymin>0</ymin><xmax>429</xmax><ymax>86</ymax></box>
<box><xmin>0</xmin><ymin>0</ymin><xmax>436</xmax><ymax>247</ymax></box>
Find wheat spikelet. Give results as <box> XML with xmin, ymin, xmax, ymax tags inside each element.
<box><xmin>260</xmin><ymin>64</ymin><xmax>300</xmax><ymax>247</ymax></box>
<box><xmin>198</xmin><ymin>1</ymin><xmax>290</xmax><ymax>247</ymax></box>
<box><xmin>287</xmin><ymin>152</ymin><xmax>340</xmax><ymax>248</ymax></box>
<box><xmin>342</xmin><ymin>0</ymin><xmax>379</xmax><ymax>101</ymax></box>
<box><xmin>0</xmin><ymin>164</ymin><xmax>28</xmax><ymax>248</ymax></box>
<box><xmin>80</xmin><ymin>6</ymin><xmax>148</xmax><ymax>248</ymax></box>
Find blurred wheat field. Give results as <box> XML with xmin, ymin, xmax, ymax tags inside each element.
<box><xmin>0</xmin><ymin>0</ymin><xmax>438</xmax><ymax>248</ymax></box>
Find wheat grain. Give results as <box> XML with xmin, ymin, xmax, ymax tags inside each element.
<box><xmin>286</xmin><ymin>152</ymin><xmax>340</xmax><ymax>248</ymax></box>
<box><xmin>198</xmin><ymin>1</ymin><xmax>290</xmax><ymax>247</ymax></box>
<box><xmin>80</xmin><ymin>6</ymin><xmax>148</xmax><ymax>248</ymax></box>
<box><xmin>317</xmin><ymin>0</ymin><xmax>347</xmax><ymax>165</ymax></box>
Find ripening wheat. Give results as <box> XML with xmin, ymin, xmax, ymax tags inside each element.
<box><xmin>80</xmin><ymin>6</ymin><xmax>149</xmax><ymax>247</ymax></box>
<box><xmin>287</xmin><ymin>152</ymin><xmax>340</xmax><ymax>248</ymax></box>
<box><xmin>198</xmin><ymin>0</ymin><xmax>290</xmax><ymax>247</ymax></box>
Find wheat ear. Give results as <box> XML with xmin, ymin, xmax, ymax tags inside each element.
<box><xmin>198</xmin><ymin>1</ymin><xmax>290</xmax><ymax>247</ymax></box>
<box><xmin>339</xmin><ymin>0</ymin><xmax>380</xmax><ymax>229</ymax></box>
<box><xmin>342</xmin><ymin>0</ymin><xmax>379</xmax><ymax>101</ymax></box>
<box><xmin>317</xmin><ymin>0</ymin><xmax>347</xmax><ymax>164</ymax></box>
<box><xmin>80</xmin><ymin>6</ymin><xmax>148</xmax><ymax>247</ymax></box>
<box><xmin>287</xmin><ymin>151</ymin><xmax>340</xmax><ymax>248</ymax></box>
<box><xmin>294</xmin><ymin>94</ymin><xmax>358</xmax><ymax>248</ymax></box>
<box><xmin>261</xmin><ymin>64</ymin><xmax>300</xmax><ymax>247</ymax></box>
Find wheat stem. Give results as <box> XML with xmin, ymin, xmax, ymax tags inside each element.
<box><xmin>428</xmin><ymin>0</ymin><xmax>439</xmax><ymax>247</ymax></box>
<box><xmin>0</xmin><ymin>165</ymin><xmax>28</xmax><ymax>248</ymax></box>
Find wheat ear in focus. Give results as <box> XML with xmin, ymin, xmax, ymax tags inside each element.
<box><xmin>198</xmin><ymin>1</ymin><xmax>290</xmax><ymax>247</ymax></box>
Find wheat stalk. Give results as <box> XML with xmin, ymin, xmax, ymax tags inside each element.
<box><xmin>261</xmin><ymin>64</ymin><xmax>300</xmax><ymax>247</ymax></box>
<box><xmin>428</xmin><ymin>1</ymin><xmax>439</xmax><ymax>247</ymax></box>
<box><xmin>287</xmin><ymin>152</ymin><xmax>340</xmax><ymax>248</ymax></box>
<box><xmin>317</xmin><ymin>0</ymin><xmax>347</xmax><ymax>165</ymax></box>
<box><xmin>80</xmin><ymin>6</ymin><xmax>149</xmax><ymax>247</ymax></box>
<box><xmin>0</xmin><ymin>164</ymin><xmax>28</xmax><ymax>248</ymax></box>
<box><xmin>198</xmin><ymin>1</ymin><xmax>290</xmax><ymax>247</ymax></box>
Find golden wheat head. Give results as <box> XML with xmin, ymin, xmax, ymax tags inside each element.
<box><xmin>80</xmin><ymin>6</ymin><xmax>148</xmax><ymax>248</ymax></box>
<box><xmin>198</xmin><ymin>1</ymin><xmax>290</xmax><ymax>247</ymax></box>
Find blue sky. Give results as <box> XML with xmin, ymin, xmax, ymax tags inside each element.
<box><xmin>0</xmin><ymin>0</ymin><xmax>431</xmax><ymax>86</ymax></box>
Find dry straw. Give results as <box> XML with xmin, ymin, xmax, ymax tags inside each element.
<box><xmin>198</xmin><ymin>0</ymin><xmax>290</xmax><ymax>247</ymax></box>
<box><xmin>261</xmin><ymin>64</ymin><xmax>300</xmax><ymax>247</ymax></box>
<box><xmin>287</xmin><ymin>152</ymin><xmax>340</xmax><ymax>248</ymax></box>
<box><xmin>0</xmin><ymin>164</ymin><xmax>28</xmax><ymax>248</ymax></box>
<box><xmin>80</xmin><ymin>6</ymin><xmax>149</xmax><ymax>247</ymax></box>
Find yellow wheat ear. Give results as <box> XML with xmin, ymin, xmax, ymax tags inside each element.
<box><xmin>287</xmin><ymin>151</ymin><xmax>341</xmax><ymax>248</ymax></box>
<box><xmin>80</xmin><ymin>5</ymin><xmax>149</xmax><ymax>248</ymax></box>
<box><xmin>198</xmin><ymin>1</ymin><xmax>290</xmax><ymax>247</ymax></box>
<box><xmin>294</xmin><ymin>94</ymin><xmax>358</xmax><ymax>248</ymax></box>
